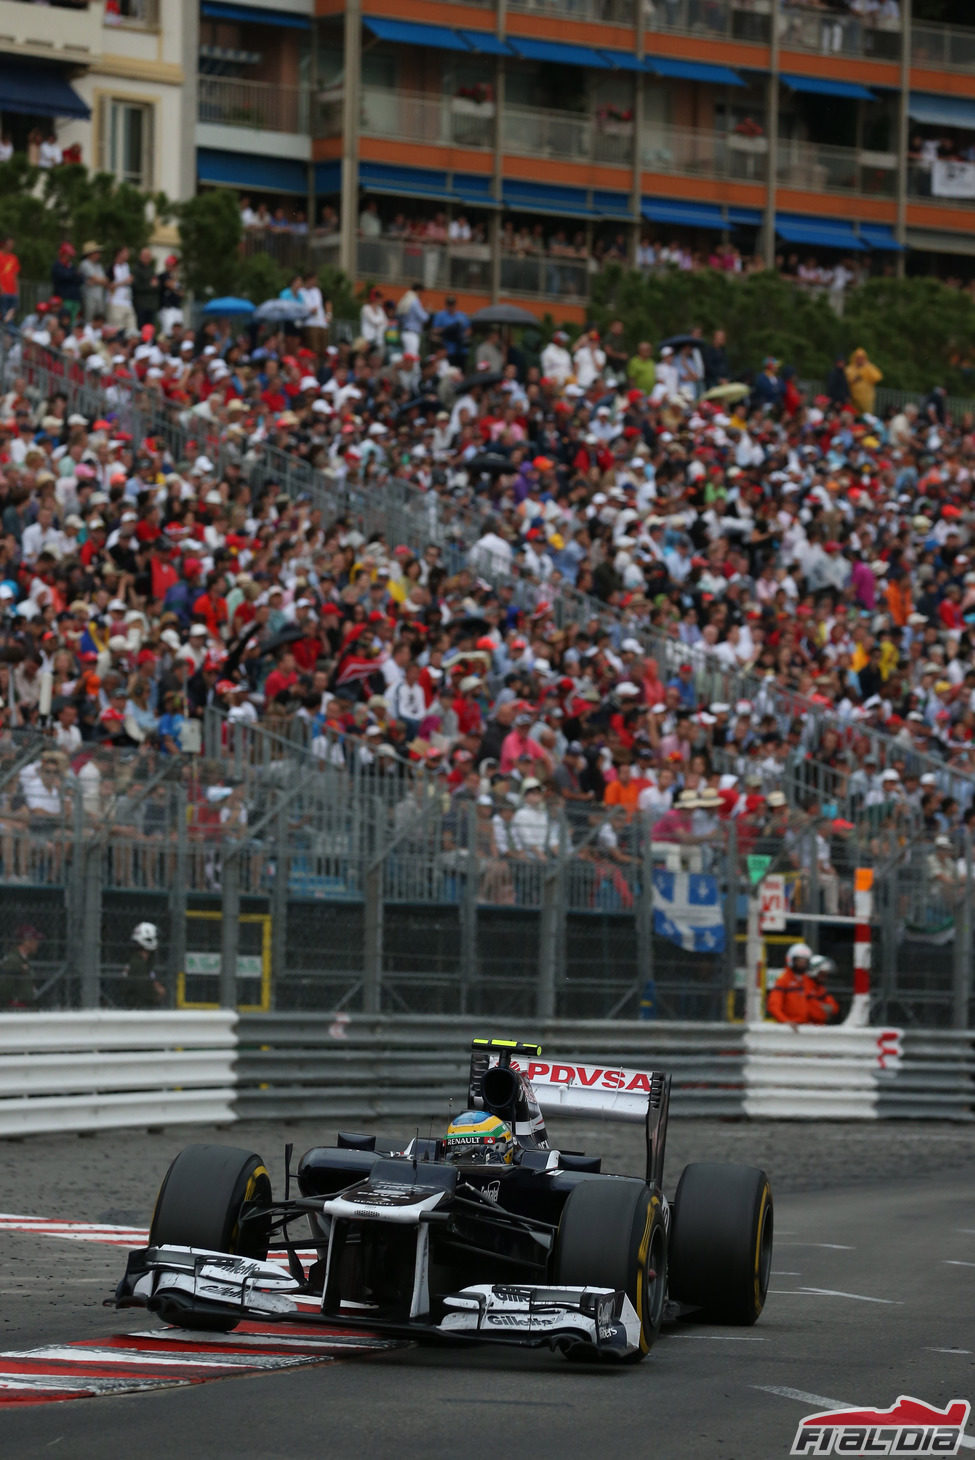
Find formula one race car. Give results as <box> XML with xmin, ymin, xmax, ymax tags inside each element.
<box><xmin>115</xmin><ymin>1039</ymin><xmax>773</xmax><ymax>1362</ymax></box>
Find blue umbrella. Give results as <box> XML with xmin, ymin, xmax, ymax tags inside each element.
<box><xmin>201</xmin><ymin>296</ymin><xmax>256</xmax><ymax>317</ymax></box>
<box><xmin>254</xmin><ymin>298</ymin><xmax>310</xmax><ymax>323</ymax></box>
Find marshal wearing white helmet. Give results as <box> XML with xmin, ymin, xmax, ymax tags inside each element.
<box><xmin>115</xmin><ymin>923</ymin><xmax>166</xmax><ymax>1008</ymax></box>
<box><xmin>784</xmin><ymin>942</ymin><xmax>813</xmax><ymax>971</ymax></box>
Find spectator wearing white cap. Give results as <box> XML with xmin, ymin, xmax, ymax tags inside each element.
<box><xmin>511</xmin><ymin>779</ymin><xmax>559</xmax><ymax>857</ymax></box>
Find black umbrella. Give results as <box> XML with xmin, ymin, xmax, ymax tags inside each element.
<box><xmin>470</xmin><ymin>304</ymin><xmax>539</xmax><ymax>328</ymax></box>
<box><xmin>467</xmin><ymin>452</ymin><xmax>515</xmax><ymax>477</ymax></box>
<box><xmin>660</xmin><ymin>333</ymin><xmax>705</xmax><ymax>351</ymax></box>
<box><xmin>457</xmin><ymin>369</ymin><xmax>505</xmax><ymax>392</ymax></box>
<box><xmin>394</xmin><ymin>394</ymin><xmax>441</xmax><ymax>420</ymax></box>
<box><xmin>458</xmin><ymin>616</ymin><xmax>493</xmax><ymax>637</ymax></box>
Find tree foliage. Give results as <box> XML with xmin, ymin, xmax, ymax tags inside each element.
<box><xmin>176</xmin><ymin>189</ymin><xmax>242</xmax><ymax>298</ymax></box>
<box><xmin>0</xmin><ymin>159</ymin><xmax>163</xmax><ymax>281</ymax></box>
<box><xmin>585</xmin><ymin>266</ymin><xmax>975</xmax><ymax>395</ymax></box>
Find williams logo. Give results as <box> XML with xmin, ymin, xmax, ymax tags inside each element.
<box><xmin>791</xmin><ymin>1396</ymin><xmax>972</xmax><ymax>1455</ymax></box>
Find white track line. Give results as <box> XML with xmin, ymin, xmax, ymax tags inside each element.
<box><xmin>753</xmin><ymin>1387</ymin><xmax>975</xmax><ymax>1451</ymax></box>
<box><xmin>776</xmin><ymin>1242</ymin><xmax>854</xmax><ymax>1250</ymax></box>
<box><xmin>769</xmin><ymin>1288</ymin><xmax>901</xmax><ymax>1304</ymax></box>
<box><xmin>927</xmin><ymin>1348</ymin><xmax>973</xmax><ymax>1356</ymax></box>
<box><xmin>944</xmin><ymin>1260</ymin><xmax>975</xmax><ymax>1268</ymax></box>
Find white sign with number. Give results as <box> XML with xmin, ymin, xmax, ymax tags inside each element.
<box><xmin>759</xmin><ymin>875</ymin><xmax>786</xmax><ymax>931</ymax></box>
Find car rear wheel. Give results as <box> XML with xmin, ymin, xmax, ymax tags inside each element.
<box><xmin>553</xmin><ymin>1178</ymin><xmax>666</xmax><ymax>1362</ymax></box>
<box><xmin>148</xmin><ymin>1144</ymin><xmax>272</xmax><ymax>1332</ymax></box>
<box><xmin>667</xmin><ymin>1162</ymin><xmax>773</xmax><ymax>1325</ymax></box>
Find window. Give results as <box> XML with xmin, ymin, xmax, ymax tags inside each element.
<box><xmin>99</xmin><ymin>98</ymin><xmax>154</xmax><ymax>188</ymax></box>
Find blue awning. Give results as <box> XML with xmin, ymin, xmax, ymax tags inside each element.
<box><xmin>859</xmin><ymin>224</ymin><xmax>903</xmax><ymax>252</ymax></box>
<box><xmin>359</xmin><ymin>161</ymin><xmax>453</xmax><ymax>199</ymax></box>
<box><xmin>201</xmin><ymin>2</ymin><xmax>311</xmax><ymax>28</ymax></box>
<box><xmin>506</xmin><ymin>37</ymin><xmax>611</xmax><ymax>68</ymax></box>
<box><xmin>781</xmin><ymin>73</ymin><xmax>875</xmax><ymax>101</ymax></box>
<box><xmin>647</xmin><ymin>57</ymin><xmax>743</xmax><ymax>86</ymax></box>
<box><xmin>0</xmin><ymin>58</ymin><xmax>90</xmax><ymax>120</ymax></box>
<box><xmin>728</xmin><ymin>206</ymin><xmax>762</xmax><ymax>225</ymax></box>
<box><xmin>594</xmin><ymin>189</ymin><xmax>634</xmax><ymax>220</ymax></box>
<box><xmin>503</xmin><ymin>179</ymin><xmax>596</xmax><ymax>216</ymax></box>
<box><xmin>315</xmin><ymin>160</ymin><xmax>341</xmax><ymax>194</ymax></box>
<box><xmin>197</xmin><ymin>148</ymin><xmax>307</xmax><ymax>193</ymax></box>
<box><xmin>363</xmin><ymin>17</ymin><xmax>472</xmax><ymax>51</ymax></box>
<box><xmin>776</xmin><ymin>214</ymin><xmax>867</xmax><ymax>250</ymax></box>
<box><xmin>641</xmin><ymin>198</ymin><xmax>725</xmax><ymax>228</ymax></box>
<box><xmin>453</xmin><ymin>172</ymin><xmax>498</xmax><ymax>208</ymax></box>
<box><xmin>908</xmin><ymin>93</ymin><xmax>975</xmax><ymax>128</ymax></box>
<box><xmin>599</xmin><ymin>48</ymin><xmax>647</xmax><ymax>72</ymax></box>
<box><xmin>457</xmin><ymin>29</ymin><xmax>515</xmax><ymax>56</ymax></box>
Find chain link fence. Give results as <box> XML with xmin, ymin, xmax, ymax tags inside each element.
<box><xmin>1</xmin><ymin>726</ymin><xmax>972</xmax><ymax>1027</ymax></box>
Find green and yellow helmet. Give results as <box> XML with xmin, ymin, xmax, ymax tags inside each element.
<box><xmin>444</xmin><ymin>1110</ymin><xmax>515</xmax><ymax>1165</ymax></box>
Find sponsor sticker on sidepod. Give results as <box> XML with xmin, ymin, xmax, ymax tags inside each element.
<box><xmin>791</xmin><ymin>1396</ymin><xmax>971</xmax><ymax>1456</ymax></box>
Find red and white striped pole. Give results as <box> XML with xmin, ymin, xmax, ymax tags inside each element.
<box><xmin>845</xmin><ymin>866</ymin><xmax>873</xmax><ymax>1027</ymax></box>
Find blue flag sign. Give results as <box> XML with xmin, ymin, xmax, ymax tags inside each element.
<box><xmin>652</xmin><ymin>870</ymin><xmax>726</xmax><ymax>953</ymax></box>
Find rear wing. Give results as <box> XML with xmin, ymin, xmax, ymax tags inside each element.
<box><xmin>469</xmin><ymin>1038</ymin><xmax>670</xmax><ymax>1191</ymax></box>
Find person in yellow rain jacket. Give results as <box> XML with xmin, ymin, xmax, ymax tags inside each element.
<box><xmin>845</xmin><ymin>347</ymin><xmax>883</xmax><ymax>415</ymax></box>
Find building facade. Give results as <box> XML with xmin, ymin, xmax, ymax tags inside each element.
<box><xmin>4</xmin><ymin>1</ymin><xmax>975</xmax><ymax>317</ymax></box>
<box><xmin>0</xmin><ymin>0</ymin><xmax>195</xmax><ymax>242</ymax></box>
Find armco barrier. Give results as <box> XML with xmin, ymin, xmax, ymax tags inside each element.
<box><xmin>0</xmin><ymin>1012</ymin><xmax>238</xmax><ymax>1136</ymax></box>
<box><xmin>235</xmin><ymin>1014</ymin><xmax>748</xmax><ymax>1121</ymax></box>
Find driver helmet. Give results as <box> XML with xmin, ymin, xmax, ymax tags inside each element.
<box><xmin>786</xmin><ymin>941</ymin><xmax>813</xmax><ymax>972</ymax></box>
<box><xmin>132</xmin><ymin>921</ymin><xmax>159</xmax><ymax>951</ymax></box>
<box><xmin>444</xmin><ymin>1110</ymin><xmax>515</xmax><ymax>1165</ymax></box>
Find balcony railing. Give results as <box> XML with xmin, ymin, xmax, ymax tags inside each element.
<box><xmin>907</xmin><ymin>160</ymin><xmax>975</xmax><ymax>210</ymax></box>
<box><xmin>645</xmin><ymin>0</ymin><xmax>771</xmax><ymax>47</ymax></box>
<box><xmin>640</xmin><ymin>123</ymin><xmax>896</xmax><ymax>197</ymax></box>
<box><xmin>241</xmin><ymin>231</ymin><xmax>340</xmax><ymax>270</ymax></box>
<box><xmin>356</xmin><ymin>237</ymin><xmax>589</xmax><ymax>301</ymax></box>
<box><xmin>198</xmin><ymin>76</ymin><xmax>310</xmax><ymax>135</ymax></box>
<box><xmin>777</xmin><ymin>139</ymin><xmax>897</xmax><ymax>198</ymax></box>
<box><xmin>506</xmin><ymin>0</ymin><xmax>634</xmax><ymax>27</ymax></box>
<box><xmin>503</xmin><ymin>104</ymin><xmax>634</xmax><ymax>165</ymax></box>
<box><xmin>358</xmin><ymin>90</ymin><xmax>634</xmax><ymax>167</ymax></box>
<box><xmin>910</xmin><ymin>21</ymin><xmax>975</xmax><ymax>71</ymax></box>
<box><xmin>779</xmin><ymin>3</ymin><xmax>901</xmax><ymax>62</ymax></box>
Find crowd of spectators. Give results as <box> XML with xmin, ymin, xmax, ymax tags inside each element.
<box><xmin>0</xmin><ymin>233</ymin><xmax>974</xmax><ymax>923</ymax></box>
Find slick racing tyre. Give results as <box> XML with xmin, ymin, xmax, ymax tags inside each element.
<box><xmin>667</xmin><ymin>1162</ymin><xmax>773</xmax><ymax>1325</ymax></box>
<box><xmin>149</xmin><ymin>1144</ymin><xmax>272</xmax><ymax>1332</ymax></box>
<box><xmin>554</xmin><ymin>1178</ymin><xmax>666</xmax><ymax>1362</ymax></box>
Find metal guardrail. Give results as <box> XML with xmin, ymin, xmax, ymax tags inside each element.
<box><xmin>0</xmin><ymin>1011</ymin><xmax>237</xmax><ymax>1136</ymax></box>
<box><xmin>235</xmin><ymin>1014</ymin><xmax>748</xmax><ymax>1120</ymax></box>
<box><xmin>234</xmin><ymin>1015</ymin><xmax>973</xmax><ymax>1123</ymax></box>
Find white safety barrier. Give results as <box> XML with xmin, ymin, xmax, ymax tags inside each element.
<box><xmin>744</xmin><ymin>1024</ymin><xmax>905</xmax><ymax>1119</ymax></box>
<box><xmin>0</xmin><ymin>1012</ymin><xmax>238</xmax><ymax>1136</ymax></box>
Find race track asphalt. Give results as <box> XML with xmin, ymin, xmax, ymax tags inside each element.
<box><xmin>1</xmin><ymin>1117</ymin><xmax>973</xmax><ymax>1460</ymax></box>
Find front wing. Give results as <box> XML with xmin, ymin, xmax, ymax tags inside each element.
<box><xmin>115</xmin><ymin>1247</ymin><xmax>641</xmax><ymax>1357</ymax></box>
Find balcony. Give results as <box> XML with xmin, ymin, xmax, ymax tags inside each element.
<box><xmin>199</xmin><ymin>76</ymin><xmax>310</xmax><ymax>136</ymax></box>
<box><xmin>645</xmin><ymin>0</ymin><xmax>771</xmax><ymax>47</ymax></box>
<box><xmin>640</xmin><ymin>122</ymin><xmax>897</xmax><ymax>198</ymax></box>
<box><xmin>506</xmin><ymin>0</ymin><xmax>634</xmax><ymax>27</ymax></box>
<box><xmin>358</xmin><ymin>88</ymin><xmax>492</xmax><ymax>150</ymax></box>
<box><xmin>777</xmin><ymin>139</ymin><xmax>897</xmax><ymax>198</ymax></box>
<box><xmin>910</xmin><ymin>21</ymin><xmax>975</xmax><ymax>71</ymax></box>
<box><xmin>504</xmin><ymin>104</ymin><xmax>634</xmax><ymax>166</ymax></box>
<box><xmin>907</xmin><ymin>160</ymin><xmax>975</xmax><ymax>211</ymax></box>
<box><xmin>0</xmin><ymin>0</ymin><xmax>102</xmax><ymax>63</ymax></box>
<box><xmin>778</xmin><ymin>3</ymin><xmax>901</xmax><ymax>62</ymax></box>
<box><xmin>356</xmin><ymin>236</ymin><xmax>589</xmax><ymax>302</ymax></box>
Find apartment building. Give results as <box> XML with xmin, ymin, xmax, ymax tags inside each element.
<box><xmin>0</xmin><ymin>0</ymin><xmax>195</xmax><ymax>219</ymax></box>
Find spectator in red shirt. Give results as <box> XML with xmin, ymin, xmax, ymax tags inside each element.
<box><xmin>292</xmin><ymin>618</ymin><xmax>326</xmax><ymax>672</ymax></box>
<box><xmin>264</xmin><ymin>648</ymin><xmax>298</xmax><ymax>706</ymax></box>
<box><xmin>939</xmin><ymin>584</ymin><xmax>964</xmax><ymax>631</ymax></box>
<box><xmin>191</xmin><ymin>571</ymin><xmax>229</xmax><ymax>639</ymax></box>
<box><xmin>453</xmin><ymin>674</ymin><xmax>484</xmax><ymax>736</ymax></box>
